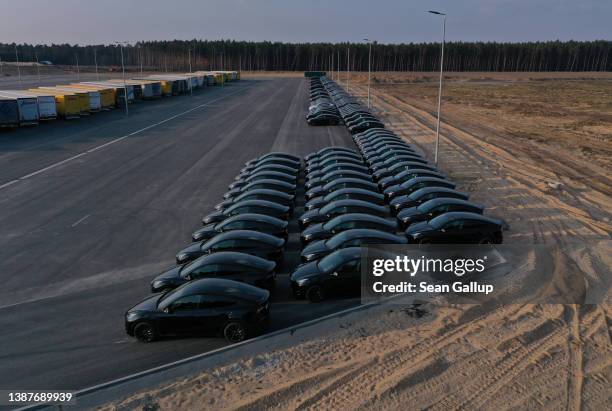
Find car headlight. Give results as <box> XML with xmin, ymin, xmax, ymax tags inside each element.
<box><xmin>126</xmin><ymin>312</ymin><xmax>141</xmax><ymax>321</ymax></box>
<box><xmin>297</xmin><ymin>278</ymin><xmax>311</xmax><ymax>286</ymax></box>
<box><xmin>152</xmin><ymin>280</ymin><xmax>166</xmax><ymax>290</ymax></box>
<box><xmin>176</xmin><ymin>254</ymin><xmax>188</xmax><ymax>262</ymax></box>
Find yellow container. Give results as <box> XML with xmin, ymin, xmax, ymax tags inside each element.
<box><xmin>29</xmin><ymin>88</ymin><xmax>80</xmax><ymax>119</ymax></box>
<box><xmin>67</xmin><ymin>85</ymin><xmax>116</xmax><ymax>110</ymax></box>
<box><xmin>38</xmin><ymin>87</ymin><xmax>90</xmax><ymax>115</ymax></box>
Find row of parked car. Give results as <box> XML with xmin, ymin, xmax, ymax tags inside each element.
<box><xmin>306</xmin><ymin>77</ymin><xmax>341</xmax><ymax>125</ymax></box>
<box><xmin>288</xmin><ymin>81</ymin><xmax>505</xmax><ymax>302</ymax></box>
<box><xmin>125</xmin><ymin>152</ymin><xmax>302</xmax><ymax>344</ymax></box>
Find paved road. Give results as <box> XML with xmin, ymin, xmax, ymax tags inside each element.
<box><xmin>0</xmin><ymin>77</ymin><xmax>356</xmax><ymax>391</ymax></box>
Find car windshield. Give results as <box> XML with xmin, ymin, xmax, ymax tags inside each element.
<box><xmin>317</xmin><ymin>252</ymin><xmax>345</xmax><ymax>273</ymax></box>
<box><xmin>429</xmin><ymin>213</ymin><xmax>453</xmax><ymax>229</ymax></box>
<box><xmin>417</xmin><ymin>200</ymin><xmax>440</xmax><ymax>213</ymax></box>
<box><xmin>325</xmin><ymin>231</ymin><xmax>352</xmax><ymax>248</ymax></box>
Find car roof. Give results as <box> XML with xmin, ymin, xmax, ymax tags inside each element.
<box><xmin>324</xmin><ymin>187</ymin><xmax>382</xmax><ymax>200</ymax></box>
<box><xmin>235</xmin><ymin>188</ymin><xmax>293</xmax><ymax>200</ymax></box>
<box><xmin>173</xmin><ymin>278</ymin><xmax>269</xmax><ymax>302</ymax></box>
<box><xmin>408</xmin><ymin>186</ymin><xmax>467</xmax><ymax>199</ymax></box>
<box><xmin>399</xmin><ymin>177</ymin><xmax>454</xmax><ymax>188</ymax></box>
<box><xmin>244</xmin><ymin>179</ymin><xmax>295</xmax><ymax>189</ymax></box>
<box><xmin>327</xmin><ymin>213</ymin><xmax>396</xmax><ymax>226</ymax></box>
<box><xmin>225</xmin><ymin>199</ymin><xmax>289</xmax><ymax>212</ymax></box>
<box><xmin>320</xmin><ymin>247</ymin><xmax>363</xmax><ymax>262</ymax></box>
<box><xmin>220</xmin><ymin>213</ymin><xmax>287</xmax><ymax>226</ymax></box>
<box><xmin>329</xmin><ymin>228</ymin><xmax>404</xmax><ymax>243</ymax></box>
<box><xmin>320</xmin><ymin>199</ymin><xmax>386</xmax><ymax>213</ymax></box>
<box><xmin>204</xmin><ymin>229</ymin><xmax>283</xmax><ymax>244</ymax></box>
<box><xmin>186</xmin><ymin>251</ymin><xmax>275</xmax><ymax>271</ymax></box>
<box><xmin>418</xmin><ymin>198</ymin><xmax>482</xmax><ymax>211</ymax></box>
<box><xmin>323</xmin><ymin>178</ymin><xmax>377</xmax><ymax>190</ymax></box>
<box><xmin>430</xmin><ymin>212</ymin><xmax>501</xmax><ymax>227</ymax></box>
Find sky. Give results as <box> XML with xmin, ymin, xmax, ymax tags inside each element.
<box><xmin>1</xmin><ymin>0</ymin><xmax>610</xmax><ymax>45</ymax></box>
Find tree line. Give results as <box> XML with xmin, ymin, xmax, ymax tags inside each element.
<box><xmin>0</xmin><ymin>40</ymin><xmax>609</xmax><ymax>72</ymax></box>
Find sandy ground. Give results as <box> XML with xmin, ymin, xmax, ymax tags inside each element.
<box><xmin>99</xmin><ymin>73</ymin><xmax>611</xmax><ymax>411</ymax></box>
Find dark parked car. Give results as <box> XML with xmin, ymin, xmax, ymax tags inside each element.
<box><xmin>242</xmin><ymin>157</ymin><xmax>300</xmax><ymax>173</ymax></box>
<box><xmin>305</xmin><ymin>169</ymin><xmax>373</xmax><ymax>190</ymax></box>
<box><xmin>229</xmin><ymin>171</ymin><xmax>297</xmax><ymax>190</ymax></box>
<box><xmin>192</xmin><ymin>213</ymin><xmax>288</xmax><ymax>242</ymax></box>
<box><xmin>151</xmin><ymin>252</ymin><xmax>276</xmax><ymax>293</ymax></box>
<box><xmin>397</xmin><ymin>198</ymin><xmax>484</xmax><ymax>229</ymax></box>
<box><xmin>384</xmin><ymin>177</ymin><xmax>456</xmax><ymax>201</ymax></box>
<box><xmin>176</xmin><ymin>230</ymin><xmax>285</xmax><ymax>264</ymax></box>
<box><xmin>245</xmin><ymin>152</ymin><xmax>301</xmax><ymax>167</ymax></box>
<box><xmin>305</xmin><ymin>147</ymin><xmax>357</xmax><ymax>161</ymax></box>
<box><xmin>125</xmin><ymin>278</ymin><xmax>270</xmax><ymax>343</ymax></box>
<box><xmin>370</xmin><ymin>155</ymin><xmax>428</xmax><ymax>172</ymax></box>
<box><xmin>290</xmin><ymin>247</ymin><xmax>362</xmax><ymax>301</ymax></box>
<box><xmin>389</xmin><ymin>187</ymin><xmax>470</xmax><ymax>214</ymax></box>
<box><xmin>306</xmin><ymin>162</ymin><xmax>369</xmax><ymax>180</ymax></box>
<box><xmin>307</xmin><ymin>156</ymin><xmax>364</xmax><ymax>172</ymax></box>
<box><xmin>301</xmin><ymin>229</ymin><xmax>407</xmax><ymax>262</ymax></box>
<box><xmin>202</xmin><ymin>200</ymin><xmax>290</xmax><ymax>225</ymax></box>
<box><xmin>306</xmin><ymin>150</ymin><xmax>362</xmax><ymax>165</ymax></box>
<box><xmin>305</xmin><ymin>187</ymin><xmax>385</xmax><ymax>211</ymax></box>
<box><xmin>299</xmin><ymin>199</ymin><xmax>388</xmax><ymax>229</ymax></box>
<box><xmin>305</xmin><ymin>178</ymin><xmax>379</xmax><ymax>201</ymax></box>
<box><xmin>239</xmin><ymin>163</ymin><xmax>299</xmax><ymax>177</ymax></box>
<box><xmin>215</xmin><ymin>189</ymin><xmax>294</xmax><ymax>211</ymax></box>
<box><xmin>224</xmin><ymin>179</ymin><xmax>296</xmax><ymax>199</ymax></box>
<box><xmin>301</xmin><ymin>213</ymin><xmax>398</xmax><ymax>245</ymax></box>
<box><xmin>372</xmin><ymin>161</ymin><xmax>437</xmax><ymax>181</ymax></box>
<box><xmin>378</xmin><ymin>169</ymin><xmax>447</xmax><ymax>190</ymax></box>
<box><xmin>405</xmin><ymin>212</ymin><xmax>504</xmax><ymax>244</ymax></box>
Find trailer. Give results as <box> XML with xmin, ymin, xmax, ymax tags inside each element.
<box><xmin>0</xmin><ymin>92</ymin><xmax>39</xmax><ymax>125</ymax></box>
<box><xmin>81</xmin><ymin>82</ymin><xmax>135</xmax><ymax>105</ymax></box>
<box><xmin>65</xmin><ymin>84</ymin><xmax>116</xmax><ymax>110</ymax></box>
<box><xmin>136</xmin><ymin>76</ymin><xmax>190</xmax><ymax>95</ymax></box>
<box><xmin>28</xmin><ymin>88</ymin><xmax>80</xmax><ymax>119</ymax></box>
<box><xmin>0</xmin><ymin>90</ymin><xmax>57</xmax><ymax>121</ymax></box>
<box><xmin>37</xmin><ymin>87</ymin><xmax>91</xmax><ymax>115</ymax></box>
<box><xmin>0</xmin><ymin>96</ymin><xmax>19</xmax><ymax>128</ymax></box>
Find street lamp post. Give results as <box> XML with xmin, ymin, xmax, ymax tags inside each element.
<box><xmin>115</xmin><ymin>41</ymin><xmax>129</xmax><ymax>116</ymax></box>
<box><xmin>34</xmin><ymin>52</ymin><xmax>41</xmax><ymax>84</ymax></box>
<box><xmin>75</xmin><ymin>53</ymin><xmax>80</xmax><ymax>80</ymax></box>
<box><xmin>364</xmin><ymin>38</ymin><xmax>373</xmax><ymax>108</ymax></box>
<box><xmin>139</xmin><ymin>46</ymin><xmax>144</xmax><ymax>77</ymax></box>
<box><xmin>346</xmin><ymin>46</ymin><xmax>350</xmax><ymax>92</ymax></box>
<box><xmin>14</xmin><ymin>45</ymin><xmax>22</xmax><ymax>88</ymax></box>
<box><xmin>187</xmin><ymin>48</ymin><xmax>193</xmax><ymax>95</ymax></box>
<box><xmin>429</xmin><ymin>10</ymin><xmax>446</xmax><ymax>165</ymax></box>
<box><xmin>94</xmin><ymin>48</ymin><xmax>99</xmax><ymax>80</ymax></box>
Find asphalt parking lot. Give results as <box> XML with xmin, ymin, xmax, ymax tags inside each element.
<box><xmin>0</xmin><ymin>76</ymin><xmax>358</xmax><ymax>390</ymax></box>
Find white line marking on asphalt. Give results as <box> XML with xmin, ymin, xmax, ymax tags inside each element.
<box><xmin>0</xmin><ymin>86</ymin><xmax>249</xmax><ymax>191</ymax></box>
<box><xmin>71</xmin><ymin>214</ymin><xmax>90</xmax><ymax>227</ymax></box>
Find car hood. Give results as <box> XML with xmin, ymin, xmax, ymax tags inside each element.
<box><xmin>397</xmin><ymin>207</ymin><xmax>419</xmax><ymax>220</ymax></box>
<box><xmin>215</xmin><ymin>199</ymin><xmax>233</xmax><ymax>210</ymax></box>
<box><xmin>300</xmin><ymin>209</ymin><xmax>320</xmax><ymax>221</ymax></box>
<box><xmin>128</xmin><ymin>294</ymin><xmax>161</xmax><ymax>313</ymax></box>
<box><xmin>152</xmin><ymin>266</ymin><xmax>182</xmax><ymax>282</ymax></box>
<box><xmin>178</xmin><ymin>242</ymin><xmax>203</xmax><ymax>255</ymax></box>
<box><xmin>305</xmin><ymin>197</ymin><xmax>325</xmax><ymax>209</ymax></box>
<box><xmin>202</xmin><ymin>210</ymin><xmax>223</xmax><ymax>224</ymax></box>
<box><xmin>301</xmin><ymin>223</ymin><xmax>325</xmax><ymax>237</ymax></box>
<box><xmin>290</xmin><ymin>261</ymin><xmax>323</xmax><ymax>282</ymax></box>
<box><xmin>306</xmin><ymin>186</ymin><xmax>325</xmax><ymax>197</ymax></box>
<box><xmin>193</xmin><ymin>224</ymin><xmax>217</xmax><ymax>237</ymax></box>
<box><xmin>301</xmin><ymin>240</ymin><xmax>329</xmax><ymax>256</ymax></box>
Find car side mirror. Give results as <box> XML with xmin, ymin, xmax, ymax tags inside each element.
<box><xmin>163</xmin><ymin>307</ymin><xmax>171</xmax><ymax>314</ymax></box>
<box><xmin>184</xmin><ymin>274</ymin><xmax>191</xmax><ymax>281</ymax></box>
<box><xmin>440</xmin><ymin>228</ymin><xmax>446</xmax><ymax>233</ymax></box>
<box><xmin>331</xmin><ymin>271</ymin><xmax>339</xmax><ymax>277</ymax></box>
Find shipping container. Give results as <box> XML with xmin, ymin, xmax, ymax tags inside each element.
<box><xmin>66</xmin><ymin>84</ymin><xmax>116</xmax><ymax>110</ymax></box>
<box><xmin>108</xmin><ymin>79</ymin><xmax>159</xmax><ymax>100</ymax></box>
<box><xmin>81</xmin><ymin>82</ymin><xmax>135</xmax><ymax>105</ymax></box>
<box><xmin>0</xmin><ymin>97</ymin><xmax>19</xmax><ymax>128</ymax></box>
<box><xmin>28</xmin><ymin>88</ymin><xmax>80</xmax><ymax>119</ymax></box>
<box><xmin>0</xmin><ymin>93</ymin><xmax>39</xmax><ymax>125</ymax></box>
<box><xmin>37</xmin><ymin>87</ymin><xmax>91</xmax><ymax>115</ymax></box>
<box><xmin>0</xmin><ymin>90</ymin><xmax>57</xmax><ymax>121</ymax></box>
<box><xmin>137</xmin><ymin>76</ymin><xmax>189</xmax><ymax>95</ymax></box>
<box><xmin>53</xmin><ymin>87</ymin><xmax>101</xmax><ymax>113</ymax></box>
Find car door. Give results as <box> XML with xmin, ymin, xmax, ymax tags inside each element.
<box><xmin>198</xmin><ymin>295</ymin><xmax>235</xmax><ymax>334</ymax></box>
<box><xmin>334</xmin><ymin>259</ymin><xmax>361</xmax><ymax>294</ymax></box>
<box><xmin>158</xmin><ymin>294</ymin><xmax>204</xmax><ymax>336</ymax></box>
<box><xmin>440</xmin><ymin>219</ymin><xmax>466</xmax><ymax>243</ymax></box>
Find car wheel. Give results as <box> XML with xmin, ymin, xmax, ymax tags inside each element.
<box><xmin>134</xmin><ymin>322</ymin><xmax>156</xmax><ymax>343</ymax></box>
<box><xmin>223</xmin><ymin>321</ymin><xmax>247</xmax><ymax>344</ymax></box>
<box><xmin>306</xmin><ymin>285</ymin><xmax>325</xmax><ymax>302</ymax></box>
